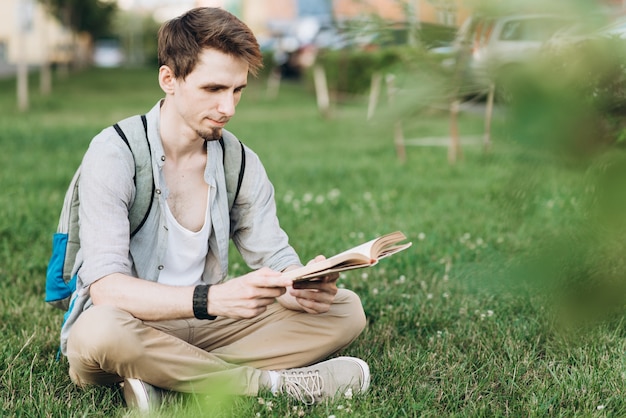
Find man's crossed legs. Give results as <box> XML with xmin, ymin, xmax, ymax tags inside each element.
<box><xmin>66</xmin><ymin>289</ymin><xmax>369</xmax><ymax>409</ymax></box>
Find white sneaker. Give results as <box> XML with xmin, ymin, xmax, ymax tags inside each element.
<box><xmin>275</xmin><ymin>357</ymin><xmax>370</xmax><ymax>404</ymax></box>
<box><xmin>122</xmin><ymin>378</ymin><xmax>162</xmax><ymax>412</ymax></box>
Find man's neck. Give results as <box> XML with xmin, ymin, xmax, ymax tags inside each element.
<box><xmin>159</xmin><ymin>100</ymin><xmax>206</xmax><ymax>162</ymax></box>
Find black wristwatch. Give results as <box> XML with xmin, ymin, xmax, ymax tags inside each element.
<box><xmin>192</xmin><ymin>284</ymin><xmax>217</xmax><ymax>320</ymax></box>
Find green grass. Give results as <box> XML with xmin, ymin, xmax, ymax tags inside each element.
<box><xmin>2</xmin><ymin>67</ymin><xmax>626</xmax><ymax>416</ymax></box>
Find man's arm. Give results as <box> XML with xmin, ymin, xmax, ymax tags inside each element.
<box><xmin>90</xmin><ymin>267</ymin><xmax>293</xmax><ymax>321</ymax></box>
<box><xmin>227</xmin><ymin>145</ymin><xmax>301</xmax><ymax>272</ymax></box>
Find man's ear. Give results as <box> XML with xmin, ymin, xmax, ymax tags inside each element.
<box><xmin>158</xmin><ymin>65</ymin><xmax>176</xmax><ymax>94</ymax></box>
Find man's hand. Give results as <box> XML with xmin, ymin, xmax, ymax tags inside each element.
<box><xmin>279</xmin><ymin>255</ymin><xmax>339</xmax><ymax>314</ymax></box>
<box><xmin>209</xmin><ymin>267</ymin><xmax>292</xmax><ymax>319</ymax></box>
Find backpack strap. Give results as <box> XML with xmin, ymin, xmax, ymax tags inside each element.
<box><xmin>113</xmin><ymin>115</ymin><xmax>154</xmax><ymax>237</ymax></box>
<box><xmin>219</xmin><ymin>131</ymin><xmax>246</xmax><ymax>211</ymax></box>
<box><xmin>109</xmin><ymin>119</ymin><xmax>244</xmax><ymax>237</ymax></box>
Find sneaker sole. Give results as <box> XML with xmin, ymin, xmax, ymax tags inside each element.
<box><xmin>334</xmin><ymin>356</ymin><xmax>370</xmax><ymax>393</ymax></box>
<box><xmin>123</xmin><ymin>378</ymin><xmax>151</xmax><ymax>411</ymax></box>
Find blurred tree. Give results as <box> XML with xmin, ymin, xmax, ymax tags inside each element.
<box><xmin>115</xmin><ymin>10</ymin><xmax>161</xmax><ymax>67</ymax></box>
<box><xmin>39</xmin><ymin>0</ymin><xmax>118</xmax><ymax>39</ymax></box>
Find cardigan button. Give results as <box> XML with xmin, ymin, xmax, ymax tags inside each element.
<box><xmin>158</xmin><ymin>265</ymin><xmax>164</xmax><ymax>270</ymax></box>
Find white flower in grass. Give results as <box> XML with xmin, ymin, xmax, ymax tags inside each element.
<box><xmin>361</xmin><ymin>272</ymin><xmax>368</xmax><ymax>280</ymax></box>
<box><xmin>363</xmin><ymin>192</ymin><xmax>372</xmax><ymax>201</ymax></box>
<box><xmin>372</xmin><ymin>288</ymin><xmax>379</xmax><ymax>295</ymax></box>
<box><xmin>443</xmin><ymin>274</ymin><xmax>449</xmax><ymax>282</ymax></box>
<box><xmin>427</xmin><ymin>293</ymin><xmax>433</xmax><ymax>300</ymax></box>
<box><xmin>443</xmin><ymin>292</ymin><xmax>449</xmax><ymax>299</ymax></box>
<box><xmin>303</xmin><ymin>193</ymin><xmax>313</xmax><ymax>203</ymax></box>
<box><xmin>315</xmin><ymin>195</ymin><xmax>325</xmax><ymax>204</ymax></box>
<box><xmin>418</xmin><ymin>232</ymin><xmax>426</xmax><ymax>240</ymax></box>
<box><xmin>487</xmin><ymin>310</ymin><xmax>494</xmax><ymax>317</ymax></box>
<box><xmin>597</xmin><ymin>405</ymin><xmax>605</xmax><ymax>411</ymax></box>
<box><xmin>344</xmin><ymin>388</ymin><xmax>353</xmax><ymax>399</ymax></box>
<box><xmin>328</xmin><ymin>188</ymin><xmax>341</xmax><ymax>200</ymax></box>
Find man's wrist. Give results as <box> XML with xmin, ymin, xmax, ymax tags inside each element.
<box><xmin>192</xmin><ymin>284</ymin><xmax>217</xmax><ymax>320</ymax></box>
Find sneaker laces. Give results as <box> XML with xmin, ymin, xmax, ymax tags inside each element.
<box><xmin>279</xmin><ymin>369</ymin><xmax>324</xmax><ymax>405</ymax></box>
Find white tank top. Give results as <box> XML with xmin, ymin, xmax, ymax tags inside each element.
<box><xmin>158</xmin><ymin>195</ymin><xmax>211</xmax><ymax>287</ymax></box>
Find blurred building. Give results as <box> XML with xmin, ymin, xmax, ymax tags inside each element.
<box><xmin>0</xmin><ymin>0</ymin><xmax>77</xmax><ymax>74</ymax></box>
<box><xmin>232</xmin><ymin>0</ymin><xmax>626</xmax><ymax>36</ymax></box>
<box><xmin>333</xmin><ymin>0</ymin><xmax>470</xmax><ymax>27</ymax></box>
<box><xmin>233</xmin><ymin>0</ymin><xmax>471</xmax><ymax>38</ymax></box>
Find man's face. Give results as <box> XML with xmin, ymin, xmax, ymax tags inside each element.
<box><xmin>166</xmin><ymin>48</ymin><xmax>249</xmax><ymax>141</ymax></box>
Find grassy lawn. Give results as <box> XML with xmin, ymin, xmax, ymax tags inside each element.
<box><xmin>2</xmin><ymin>66</ymin><xmax>626</xmax><ymax>417</ymax></box>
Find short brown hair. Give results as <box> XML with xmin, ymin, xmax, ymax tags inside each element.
<box><xmin>158</xmin><ymin>7</ymin><xmax>263</xmax><ymax>79</ymax></box>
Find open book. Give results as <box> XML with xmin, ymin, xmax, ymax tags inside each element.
<box><xmin>282</xmin><ymin>231</ymin><xmax>412</xmax><ymax>288</ymax></box>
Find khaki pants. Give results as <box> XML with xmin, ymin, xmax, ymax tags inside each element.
<box><xmin>66</xmin><ymin>289</ymin><xmax>366</xmax><ymax>395</ymax></box>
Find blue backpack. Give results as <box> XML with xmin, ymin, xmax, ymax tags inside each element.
<box><xmin>45</xmin><ymin>114</ymin><xmax>245</xmax><ymax>310</ymax></box>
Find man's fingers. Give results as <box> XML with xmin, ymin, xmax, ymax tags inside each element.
<box><xmin>305</xmin><ymin>255</ymin><xmax>327</xmax><ymax>266</ymax></box>
<box><xmin>246</xmin><ymin>267</ymin><xmax>292</xmax><ymax>288</ymax></box>
<box><xmin>294</xmin><ymin>297</ymin><xmax>331</xmax><ymax>314</ymax></box>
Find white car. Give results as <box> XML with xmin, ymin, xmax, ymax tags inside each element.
<box><xmin>93</xmin><ymin>40</ymin><xmax>124</xmax><ymax>68</ymax></box>
<box><xmin>543</xmin><ymin>16</ymin><xmax>625</xmax><ymax>51</ymax></box>
<box><xmin>450</xmin><ymin>14</ymin><xmax>572</xmax><ymax>95</ymax></box>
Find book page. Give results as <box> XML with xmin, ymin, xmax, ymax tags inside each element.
<box><xmin>283</xmin><ymin>231</ymin><xmax>412</xmax><ymax>283</ymax></box>
<box><xmin>326</xmin><ymin>238</ymin><xmax>378</xmax><ymax>262</ymax></box>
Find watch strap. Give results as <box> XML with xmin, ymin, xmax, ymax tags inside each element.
<box><xmin>192</xmin><ymin>284</ymin><xmax>217</xmax><ymax>320</ymax></box>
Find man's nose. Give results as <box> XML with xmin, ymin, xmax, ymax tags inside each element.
<box><xmin>217</xmin><ymin>93</ymin><xmax>236</xmax><ymax>117</ymax></box>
